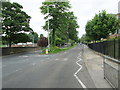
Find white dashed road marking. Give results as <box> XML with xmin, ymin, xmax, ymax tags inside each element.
<box><xmin>55</xmin><ymin>58</ymin><xmax>59</xmax><ymax>61</ymax></box>
<box><xmin>32</xmin><ymin>63</ymin><xmax>36</xmax><ymax>66</ymax></box>
<box><xmin>15</xmin><ymin>68</ymin><xmax>22</xmax><ymax>72</ymax></box>
<box><xmin>55</xmin><ymin>58</ymin><xmax>68</xmax><ymax>61</ymax></box>
<box><xmin>19</xmin><ymin>56</ymin><xmax>28</xmax><ymax>58</ymax></box>
<box><xmin>63</xmin><ymin>58</ymin><xmax>68</xmax><ymax>61</ymax></box>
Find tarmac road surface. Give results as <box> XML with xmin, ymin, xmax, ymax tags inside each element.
<box><xmin>2</xmin><ymin>45</ymin><xmax>96</xmax><ymax>88</ymax></box>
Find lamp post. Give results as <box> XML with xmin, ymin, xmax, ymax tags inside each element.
<box><xmin>47</xmin><ymin>6</ymin><xmax>50</xmax><ymax>51</ymax></box>
<box><xmin>32</xmin><ymin>34</ymin><xmax>34</xmax><ymax>47</ymax></box>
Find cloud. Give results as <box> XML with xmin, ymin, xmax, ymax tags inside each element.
<box><xmin>10</xmin><ymin>0</ymin><xmax>119</xmax><ymax>38</ymax></box>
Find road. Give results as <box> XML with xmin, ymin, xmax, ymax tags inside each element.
<box><xmin>2</xmin><ymin>45</ymin><xmax>96</xmax><ymax>88</ymax></box>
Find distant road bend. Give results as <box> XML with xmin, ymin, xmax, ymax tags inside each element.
<box><xmin>2</xmin><ymin>45</ymin><xmax>96</xmax><ymax>88</ymax></box>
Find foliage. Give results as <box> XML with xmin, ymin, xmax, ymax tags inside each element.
<box><xmin>54</xmin><ymin>12</ymin><xmax>79</xmax><ymax>44</ymax></box>
<box><xmin>77</xmin><ymin>38</ymin><xmax>81</xmax><ymax>43</ymax></box>
<box><xmin>85</xmin><ymin>10</ymin><xmax>119</xmax><ymax>41</ymax></box>
<box><xmin>68</xmin><ymin>39</ymin><xmax>74</xmax><ymax>46</ymax></box>
<box><xmin>11</xmin><ymin>33</ymin><xmax>30</xmax><ymax>44</ymax></box>
<box><xmin>40</xmin><ymin>1</ymin><xmax>79</xmax><ymax>46</ymax></box>
<box><xmin>80</xmin><ymin>34</ymin><xmax>90</xmax><ymax>43</ymax></box>
<box><xmin>2</xmin><ymin>2</ymin><xmax>32</xmax><ymax>47</ymax></box>
<box><xmin>28</xmin><ymin>32</ymin><xmax>39</xmax><ymax>43</ymax></box>
<box><xmin>40</xmin><ymin>34</ymin><xmax>44</xmax><ymax>39</ymax></box>
<box><xmin>37</xmin><ymin>37</ymin><xmax>48</xmax><ymax>47</ymax></box>
<box><xmin>55</xmin><ymin>37</ymin><xmax>63</xmax><ymax>46</ymax></box>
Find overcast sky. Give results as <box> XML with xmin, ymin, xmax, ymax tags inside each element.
<box><xmin>10</xmin><ymin>0</ymin><xmax>119</xmax><ymax>38</ymax></box>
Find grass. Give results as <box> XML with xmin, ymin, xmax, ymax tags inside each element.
<box><xmin>0</xmin><ymin>44</ymin><xmax>6</xmax><ymax>47</ymax></box>
<box><xmin>40</xmin><ymin>45</ymin><xmax>76</xmax><ymax>54</ymax></box>
<box><xmin>0</xmin><ymin>41</ymin><xmax>6</xmax><ymax>47</ymax></box>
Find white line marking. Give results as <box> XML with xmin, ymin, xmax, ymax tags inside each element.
<box><xmin>63</xmin><ymin>58</ymin><xmax>68</xmax><ymax>61</ymax></box>
<box><xmin>32</xmin><ymin>63</ymin><xmax>36</xmax><ymax>66</ymax></box>
<box><xmin>55</xmin><ymin>58</ymin><xmax>59</xmax><ymax>61</ymax></box>
<box><xmin>19</xmin><ymin>56</ymin><xmax>28</xmax><ymax>58</ymax></box>
<box><xmin>74</xmin><ymin>54</ymin><xmax>87</xmax><ymax>89</ymax></box>
<box><xmin>15</xmin><ymin>68</ymin><xmax>22</xmax><ymax>72</ymax></box>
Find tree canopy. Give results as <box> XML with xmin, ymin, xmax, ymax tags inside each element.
<box><xmin>40</xmin><ymin>0</ymin><xmax>79</xmax><ymax>46</ymax></box>
<box><xmin>2</xmin><ymin>2</ymin><xmax>32</xmax><ymax>47</ymax></box>
<box><xmin>28</xmin><ymin>32</ymin><xmax>39</xmax><ymax>43</ymax></box>
<box><xmin>85</xmin><ymin>10</ymin><xmax>119</xmax><ymax>41</ymax></box>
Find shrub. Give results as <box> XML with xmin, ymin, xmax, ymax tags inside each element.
<box><xmin>37</xmin><ymin>37</ymin><xmax>48</xmax><ymax>47</ymax></box>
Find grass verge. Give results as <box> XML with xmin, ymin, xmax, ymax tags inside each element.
<box><xmin>40</xmin><ymin>45</ymin><xmax>76</xmax><ymax>54</ymax></box>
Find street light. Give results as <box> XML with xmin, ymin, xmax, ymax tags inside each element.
<box><xmin>47</xmin><ymin>6</ymin><xmax>50</xmax><ymax>51</ymax></box>
<box><xmin>32</xmin><ymin>34</ymin><xmax>34</xmax><ymax>47</ymax></box>
<box><xmin>46</xmin><ymin>5</ymin><xmax>53</xmax><ymax>51</ymax></box>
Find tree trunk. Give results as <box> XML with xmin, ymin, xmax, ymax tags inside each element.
<box><xmin>52</xmin><ymin>29</ymin><xmax>55</xmax><ymax>46</ymax></box>
<box><xmin>9</xmin><ymin>37</ymin><xmax>11</xmax><ymax>47</ymax></box>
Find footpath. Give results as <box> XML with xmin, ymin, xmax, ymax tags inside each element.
<box><xmin>83</xmin><ymin>45</ymin><xmax>112</xmax><ymax>88</ymax></box>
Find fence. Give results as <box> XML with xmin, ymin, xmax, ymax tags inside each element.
<box><xmin>88</xmin><ymin>39</ymin><xmax>120</xmax><ymax>60</ymax></box>
<box><xmin>1</xmin><ymin>47</ymin><xmax>40</xmax><ymax>56</ymax></box>
<box><xmin>88</xmin><ymin>39</ymin><xmax>120</xmax><ymax>89</ymax></box>
<box><xmin>103</xmin><ymin>55</ymin><xmax>120</xmax><ymax>89</ymax></box>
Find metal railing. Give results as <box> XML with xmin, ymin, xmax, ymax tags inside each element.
<box><xmin>103</xmin><ymin>55</ymin><xmax>120</xmax><ymax>89</ymax></box>
<box><xmin>88</xmin><ymin>39</ymin><xmax>120</xmax><ymax>60</ymax></box>
<box><xmin>87</xmin><ymin>39</ymin><xmax>120</xmax><ymax>89</ymax></box>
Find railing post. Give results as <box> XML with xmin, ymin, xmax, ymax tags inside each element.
<box><xmin>114</xmin><ymin>39</ymin><xmax>116</xmax><ymax>59</ymax></box>
<box><xmin>118</xmin><ymin>39</ymin><xmax>120</xmax><ymax>60</ymax></box>
<box><xmin>118</xmin><ymin>39</ymin><xmax>120</xmax><ymax>90</ymax></box>
<box><xmin>103</xmin><ymin>56</ymin><xmax>105</xmax><ymax>79</ymax></box>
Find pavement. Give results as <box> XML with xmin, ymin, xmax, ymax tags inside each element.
<box><xmin>83</xmin><ymin>45</ymin><xmax>112</xmax><ymax>88</ymax></box>
<box><xmin>1</xmin><ymin>45</ymin><xmax>112</xmax><ymax>89</ymax></box>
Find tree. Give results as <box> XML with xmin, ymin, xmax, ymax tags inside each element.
<box><xmin>80</xmin><ymin>34</ymin><xmax>91</xmax><ymax>43</ymax></box>
<box><xmin>67</xmin><ymin>12</ymin><xmax>79</xmax><ymax>42</ymax></box>
<box><xmin>85</xmin><ymin>10</ymin><xmax>119</xmax><ymax>41</ymax></box>
<box><xmin>2</xmin><ymin>2</ymin><xmax>32</xmax><ymax>47</ymax></box>
<box><xmin>40</xmin><ymin>1</ymin><xmax>79</xmax><ymax>46</ymax></box>
<box><xmin>55</xmin><ymin>12</ymin><xmax>79</xmax><ymax>45</ymax></box>
<box><xmin>40</xmin><ymin>34</ymin><xmax>44</xmax><ymax>39</ymax></box>
<box><xmin>28</xmin><ymin>32</ymin><xmax>39</xmax><ymax>43</ymax></box>
<box><xmin>33</xmin><ymin>32</ymin><xmax>39</xmax><ymax>43</ymax></box>
<box><xmin>12</xmin><ymin>33</ymin><xmax>30</xmax><ymax>44</ymax></box>
<box><xmin>55</xmin><ymin>37</ymin><xmax>63</xmax><ymax>46</ymax></box>
<box><xmin>40</xmin><ymin>1</ymin><xmax>71</xmax><ymax>46</ymax></box>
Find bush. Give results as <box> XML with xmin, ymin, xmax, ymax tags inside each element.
<box><xmin>37</xmin><ymin>37</ymin><xmax>48</xmax><ymax>47</ymax></box>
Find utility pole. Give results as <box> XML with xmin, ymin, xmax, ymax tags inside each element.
<box><xmin>32</xmin><ymin>35</ymin><xmax>34</xmax><ymax>47</ymax></box>
<box><xmin>47</xmin><ymin>6</ymin><xmax>50</xmax><ymax>51</ymax></box>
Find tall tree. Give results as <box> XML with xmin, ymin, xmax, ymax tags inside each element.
<box><xmin>85</xmin><ymin>10</ymin><xmax>119</xmax><ymax>41</ymax></box>
<box><xmin>67</xmin><ymin>12</ymin><xmax>79</xmax><ymax>42</ymax></box>
<box><xmin>40</xmin><ymin>1</ymin><xmax>71</xmax><ymax>46</ymax></box>
<box><xmin>54</xmin><ymin>12</ymin><xmax>79</xmax><ymax>44</ymax></box>
<box><xmin>2</xmin><ymin>2</ymin><xmax>32</xmax><ymax>47</ymax></box>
